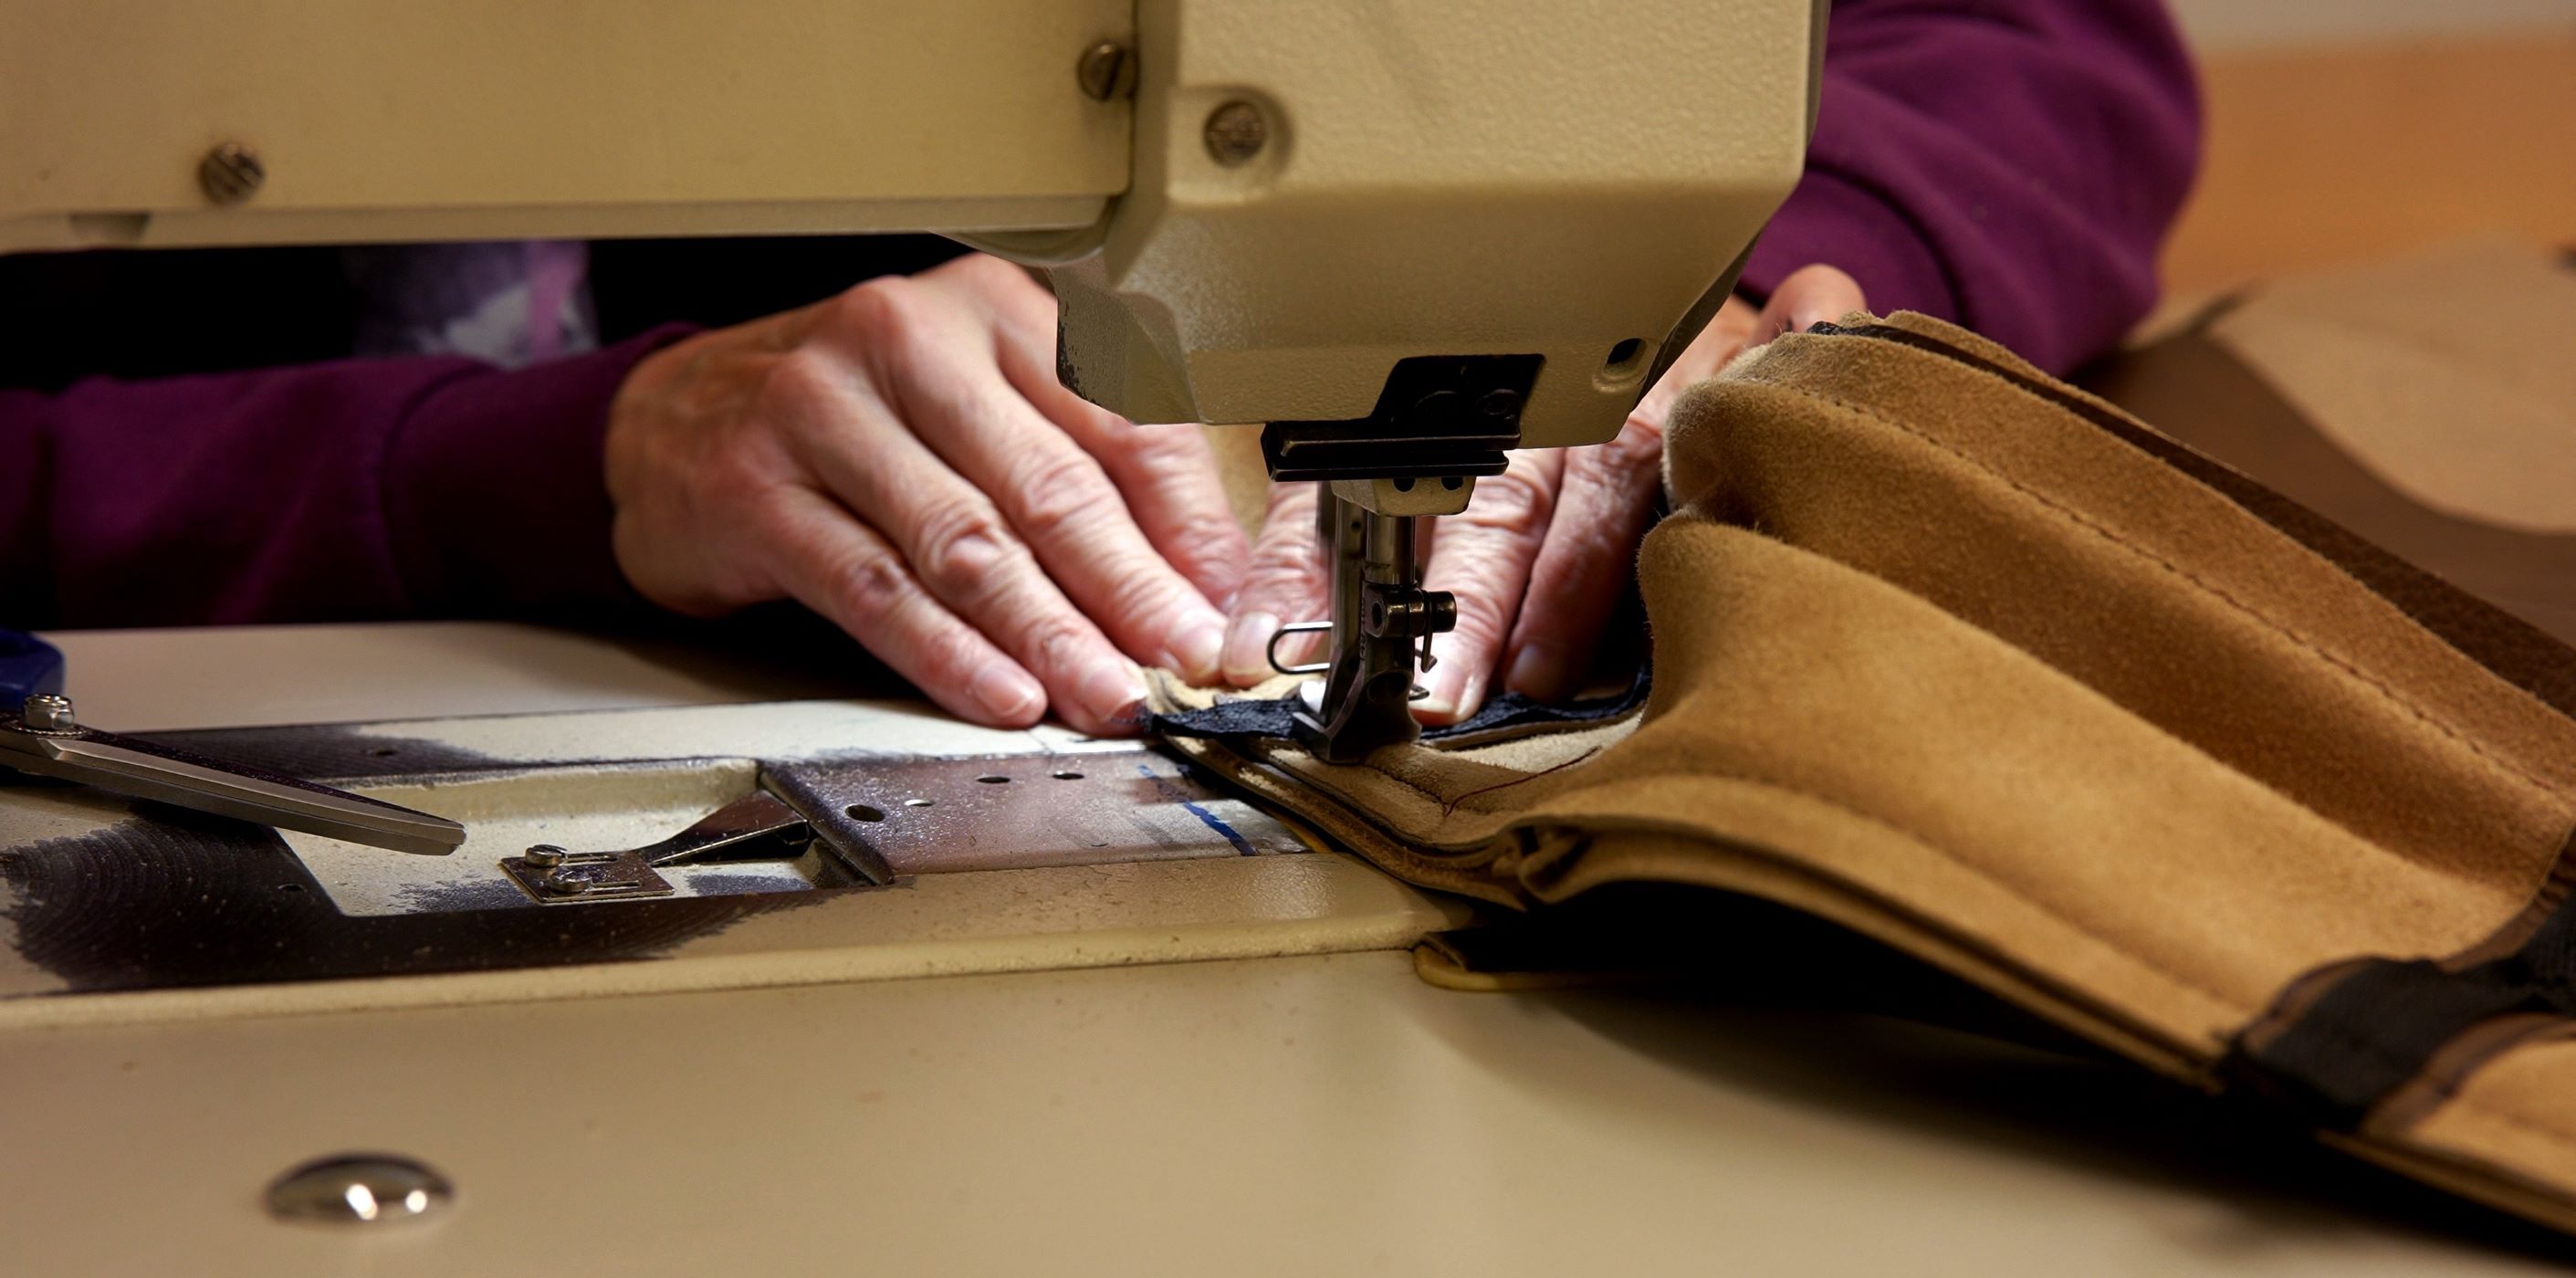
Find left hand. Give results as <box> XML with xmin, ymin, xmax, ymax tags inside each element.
<box><xmin>1218</xmin><ymin>265</ymin><xmax>1865</xmax><ymax>722</ymax></box>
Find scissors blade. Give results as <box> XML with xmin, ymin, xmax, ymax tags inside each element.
<box><xmin>5</xmin><ymin>725</ymin><xmax>464</xmax><ymax>855</ymax></box>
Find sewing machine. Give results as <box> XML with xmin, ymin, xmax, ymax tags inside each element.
<box><xmin>0</xmin><ymin>0</ymin><xmax>1822</xmax><ymax>760</ymax></box>
<box><xmin>1</xmin><ymin>5</ymin><xmax>2555</xmax><ymax>1272</ymax></box>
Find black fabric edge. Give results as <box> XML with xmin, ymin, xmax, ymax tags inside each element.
<box><xmin>1152</xmin><ymin>663</ymin><xmax>1649</xmax><ymax>746</ymax></box>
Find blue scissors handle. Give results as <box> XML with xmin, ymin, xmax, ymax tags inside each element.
<box><xmin>0</xmin><ymin>627</ymin><xmax>66</xmax><ymax>703</ymax></box>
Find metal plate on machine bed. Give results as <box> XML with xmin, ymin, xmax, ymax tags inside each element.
<box><xmin>0</xmin><ymin>731</ymin><xmax>1338</xmax><ymax>998</ymax></box>
<box><xmin>769</xmin><ymin>752</ymin><xmax>1305</xmax><ymax>875</ymax></box>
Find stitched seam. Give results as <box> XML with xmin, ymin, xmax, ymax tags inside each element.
<box><xmin>1579</xmin><ymin>765</ymin><xmax>2576</xmax><ymax>1154</ymax></box>
<box><xmin>1265</xmin><ymin>748</ymin><xmax>2251</xmax><ymax>1013</ymax></box>
<box><xmin>1592</xmin><ymin>764</ymin><xmax>2254</xmax><ymax>1013</ymax></box>
<box><xmin>1764</xmin><ymin>381</ymin><xmax>2569</xmax><ymax>801</ymax></box>
<box><xmin>1242</xmin><ymin>737</ymin><xmax>2576</xmax><ymax>1158</ymax></box>
<box><xmin>1438</xmin><ymin>748</ymin><xmax>1601</xmax><ymax>818</ymax></box>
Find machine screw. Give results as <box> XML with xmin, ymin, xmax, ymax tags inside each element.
<box><xmin>522</xmin><ymin>843</ymin><xmax>566</xmax><ymax>868</ymax></box>
<box><xmin>198</xmin><ymin>141</ymin><xmax>266</xmax><ymax>205</ymax></box>
<box><xmin>20</xmin><ymin>694</ymin><xmax>74</xmax><ymax>732</ymax></box>
<box><xmin>1076</xmin><ymin>41</ymin><xmax>1136</xmax><ymax>101</ymax></box>
<box><xmin>544</xmin><ymin>870</ymin><xmax>589</xmax><ymax>896</ymax></box>
<box><xmin>1203</xmin><ymin>100</ymin><xmax>1268</xmax><ymax>166</ymax></box>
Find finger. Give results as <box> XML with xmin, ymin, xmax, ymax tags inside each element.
<box><xmin>1414</xmin><ymin>450</ymin><xmax>1566</xmax><ymax>724</ymax></box>
<box><xmin>1220</xmin><ymin>480</ymin><xmax>1331</xmax><ymax>686</ymax></box>
<box><xmin>1502</xmin><ymin>415</ymin><xmax>1665</xmax><ymax>702</ymax></box>
<box><xmin>1759</xmin><ymin>263</ymin><xmax>1868</xmax><ymax>338</ymax></box>
<box><xmin>890</xmin><ymin>333</ymin><xmax>1233</xmax><ymax>686</ymax></box>
<box><xmin>757</xmin><ymin>485</ymin><xmax>1046</xmax><ymax>728</ymax></box>
<box><xmin>982</xmin><ymin>279</ymin><xmax>1254</xmax><ymax>612</ymax></box>
<box><xmin>770</xmin><ymin>341</ymin><xmax>1148</xmax><ymax>735</ymax></box>
<box><xmin>1633</xmin><ymin>294</ymin><xmax>1759</xmax><ymax>430</ymax></box>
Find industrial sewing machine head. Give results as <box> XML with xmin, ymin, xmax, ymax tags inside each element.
<box><xmin>1</xmin><ymin>0</ymin><xmax>1820</xmax><ymax>760</ymax></box>
<box><xmin>1024</xmin><ymin>2</ymin><xmax>1824</xmax><ymax>760</ymax></box>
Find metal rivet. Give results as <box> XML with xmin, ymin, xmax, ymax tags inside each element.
<box><xmin>20</xmin><ymin>693</ymin><xmax>74</xmax><ymax>732</ymax></box>
<box><xmin>1076</xmin><ymin>41</ymin><xmax>1136</xmax><ymax>101</ymax></box>
<box><xmin>198</xmin><ymin>141</ymin><xmax>266</xmax><ymax>206</ymax></box>
<box><xmin>903</xmin><ymin>798</ymin><xmax>935</xmax><ymax>808</ymax></box>
<box><xmin>521</xmin><ymin>843</ymin><xmax>566</xmax><ymax>868</ymax></box>
<box><xmin>1203</xmin><ymin>100</ymin><xmax>1267</xmax><ymax>166</ymax></box>
<box><xmin>265</xmin><ymin>1154</ymin><xmax>452</xmax><ymax>1226</ymax></box>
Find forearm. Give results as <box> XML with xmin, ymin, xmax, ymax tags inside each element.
<box><xmin>0</xmin><ymin>326</ymin><xmax>691</xmax><ymax>629</ymax></box>
<box><xmin>1743</xmin><ymin>0</ymin><xmax>2202</xmax><ymax>372</ymax></box>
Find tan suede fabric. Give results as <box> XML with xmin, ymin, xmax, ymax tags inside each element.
<box><xmin>2090</xmin><ymin>241</ymin><xmax>2576</xmax><ymax>643</ymax></box>
<box><xmin>1152</xmin><ymin>311</ymin><xmax>2576</xmax><ymax>1232</ymax></box>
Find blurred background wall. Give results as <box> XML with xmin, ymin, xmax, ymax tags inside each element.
<box><xmin>2156</xmin><ymin>0</ymin><xmax>2576</xmax><ymax>295</ymax></box>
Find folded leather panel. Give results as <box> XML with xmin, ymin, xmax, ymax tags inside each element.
<box><xmin>1149</xmin><ymin>307</ymin><xmax>2576</xmax><ymax>1234</ymax></box>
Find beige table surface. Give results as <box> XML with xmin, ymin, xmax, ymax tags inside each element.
<box><xmin>6</xmin><ymin>622</ymin><xmax>2571</xmax><ymax>1276</ymax></box>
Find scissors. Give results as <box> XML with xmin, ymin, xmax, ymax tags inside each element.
<box><xmin>0</xmin><ymin>627</ymin><xmax>463</xmax><ymax>855</ymax></box>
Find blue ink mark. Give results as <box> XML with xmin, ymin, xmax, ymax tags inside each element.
<box><xmin>1181</xmin><ymin>800</ymin><xmax>1261</xmax><ymax>856</ymax></box>
<box><xmin>1139</xmin><ymin>760</ymin><xmax>1260</xmax><ymax>855</ymax></box>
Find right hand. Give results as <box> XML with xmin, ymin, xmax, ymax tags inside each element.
<box><xmin>1218</xmin><ymin>264</ymin><xmax>1867</xmax><ymax>716</ymax></box>
<box><xmin>602</xmin><ymin>253</ymin><xmax>1251</xmax><ymax>735</ymax></box>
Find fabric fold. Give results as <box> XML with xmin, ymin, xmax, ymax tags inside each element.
<box><xmin>1147</xmin><ymin>306</ymin><xmax>2576</xmax><ymax>1236</ymax></box>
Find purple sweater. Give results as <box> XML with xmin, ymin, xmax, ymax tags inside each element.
<box><xmin>0</xmin><ymin>0</ymin><xmax>2199</xmax><ymax>630</ymax></box>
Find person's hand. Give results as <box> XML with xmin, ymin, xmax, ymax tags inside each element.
<box><xmin>1219</xmin><ymin>264</ymin><xmax>1865</xmax><ymax>722</ymax></box>
<box><xmin>604</xmin><ymin>253</ymin><xmax>1251</xmax><ymax>735</ymax></box>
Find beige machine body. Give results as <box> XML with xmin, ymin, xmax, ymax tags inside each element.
<box><xmin>0</xmin><ymin>0</ymin><xmax>1819</xmax><ymax>447</ymax></box>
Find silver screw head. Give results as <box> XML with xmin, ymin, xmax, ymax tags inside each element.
<box><xmin>521</xmin><ymin>843</ymin><xmax>566</xmax><ymax>868</ymax></box>
<box><xmin>265</xmin><ymin>1154</ymin><xmax>452</xmax><ymax>1225</ymax></box>
<box><xmin>1203</xmin><ymin>100</ymin><xmax>1268</xmax><ymax>166</ymax></box>
<box><xmin>20</xmin><ymin>693</ymin><xmax>74</xmax><ymax>731</ymax></box>
<box><xmin>198</xmin><ymin>141</ymin><xmax>266</xmax><ymax>205</ymax></box>
<box><xmin>1076</xmin><ymin>41</ymin><xmax>1135</xmax><ymax>101</ymax></box>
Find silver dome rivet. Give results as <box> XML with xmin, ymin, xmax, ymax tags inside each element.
<box><xmin>265</xmin><ymin>1154</ymin><xmax>453</xmax><ymax>1225</ymax></box>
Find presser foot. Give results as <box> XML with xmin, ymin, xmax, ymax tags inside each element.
<box><xmin>1281</xmin><ymin>489</ymin><xmax>1459</xmax><ymax>764</ymax></box>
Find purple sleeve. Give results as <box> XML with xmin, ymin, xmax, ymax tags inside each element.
<box><xmin>0</xmin><ymin>325</ymin><xmax>695</xmax><ymax>629</ymax></box>
<box><xmin>1741</xmin><ymin>0</ymin><xmax>2203</xmax><ymax>373</ymax></box>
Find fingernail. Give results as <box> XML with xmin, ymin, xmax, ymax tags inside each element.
<box><xmin>1505</xmin><ymin>643</ymin><xmax>1565</xmax><ymax>702</ymax></box>
<box><xmin>1413</xmin><ymin>652</ymin><xmax>1476</xmax><ymax>727</ymax></box>
<box><xmin>971</xmin><ymin>664</ymin><xmax>1044</xmax><ymax>724</ymax></box>
<box><xmin>1792</xmin><ymin>301</ymin><xmax>1845</xmax><ymax>334</ymax></box>
<box><xmin>1160</xmin><ymin>609</ymin><xmax>1228</xmax><ymax>684</ymax></box>
<box><xmin>1078</xmin><ymin>659</ymin><xmax>1150</xmax><ymax>730</ymax></box>
<box><xmin>1221</xmin><ymin>612</ymin><xmax>1280</xmax><ymax>686</ymax></box>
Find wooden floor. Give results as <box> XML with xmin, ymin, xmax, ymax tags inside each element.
<box><xmin>2161</xmin><ymin>32</ymin><xmax>2576</xmax><ymax>296</ymax></box>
